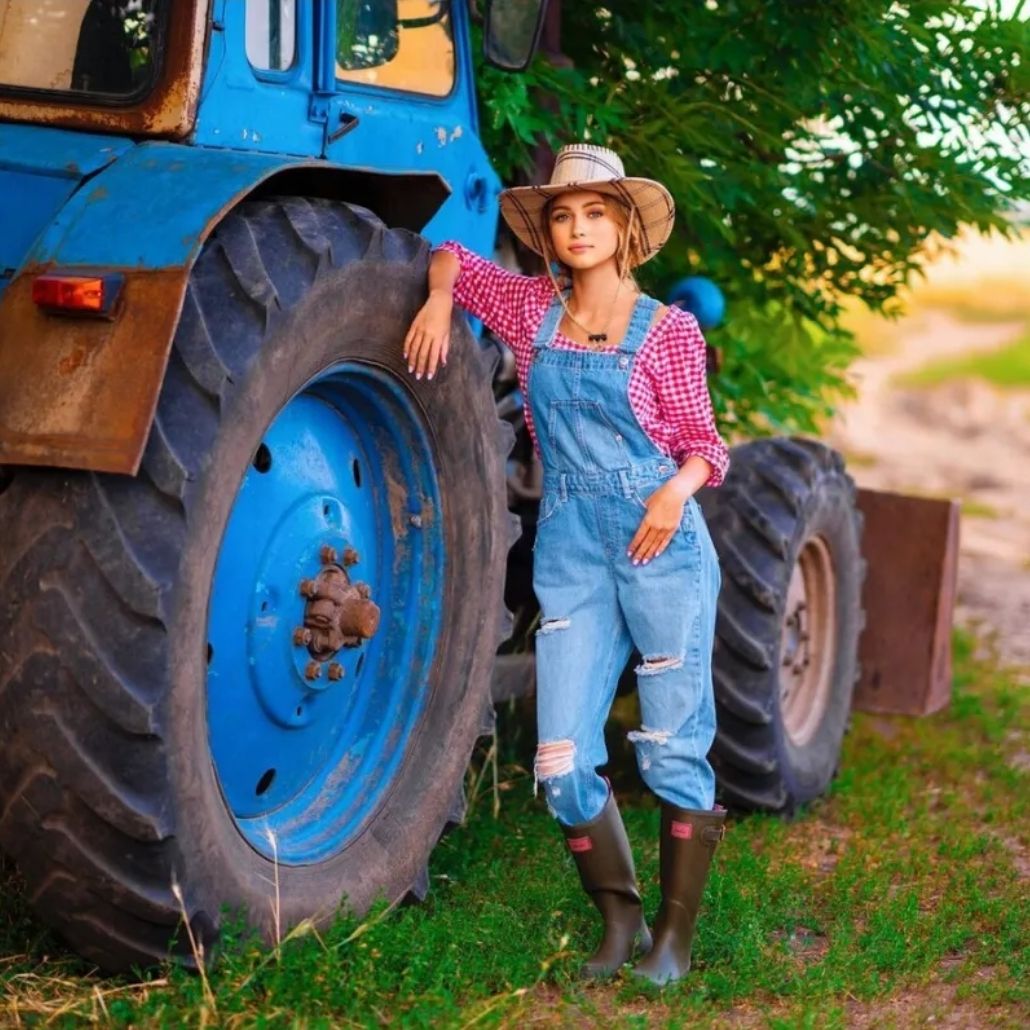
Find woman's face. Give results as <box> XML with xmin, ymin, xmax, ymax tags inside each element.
<box><xmin>547</xmin><ymin>190</ymin><xmax>622</xmax><ymax>272</ymax></box>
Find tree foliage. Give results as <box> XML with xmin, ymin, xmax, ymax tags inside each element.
<box><xmin>475</xmin><ymin>1</ymin><xmax>1030</xmax><ymax>437</ymax></box>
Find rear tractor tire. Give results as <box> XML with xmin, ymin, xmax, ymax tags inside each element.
<box><xmin>697</xmin><ymin>437</ymin><xmax>865</xmax><ymax>814</ymax></box>
<box><xmin>0</xmin><ymin>198</ymin><xmax>514</xmax><ymax>970</ymax></box>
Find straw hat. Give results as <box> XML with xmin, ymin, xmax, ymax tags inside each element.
<box><xmin>499</xmin><ymin>143</ymin><xmax>675</xmax><ymax>266</ymax></box>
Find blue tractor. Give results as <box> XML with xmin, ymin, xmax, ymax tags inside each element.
<box><xmin>0</xmin><ymin>0</ymin><xmax>875</xmax><ymax>972</ymax></box>
<box><xmin>0</xmin><ymin>0</ymin><xmax>549</xmax><ymax>970</ymax></box>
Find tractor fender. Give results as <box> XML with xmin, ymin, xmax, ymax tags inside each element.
<box><xmin>0</xmin><ymin>141</ymin><xmax>450</xmax><ymax>475</ymax></box>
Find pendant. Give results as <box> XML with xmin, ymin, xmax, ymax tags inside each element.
<box><xmin>588</xmin><ymin>333</ymin><xmax>608</xmax><ymax>343</ymax></box>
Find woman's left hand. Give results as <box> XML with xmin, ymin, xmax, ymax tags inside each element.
<box><xmin>627</xmin><ymin>481</ymin><xmax>691</xmax><ymax>565</ymax></box>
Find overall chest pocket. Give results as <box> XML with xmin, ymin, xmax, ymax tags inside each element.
<box><xmin>547</xmin><ymin>401</ymin><xmax>631</xmax><ymax>471</ymax></box>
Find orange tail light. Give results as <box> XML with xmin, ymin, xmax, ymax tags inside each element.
<box><xmin>32</xmin><ymin>273</ymin><xmax>123</xmax><ymax>318</ymax></box>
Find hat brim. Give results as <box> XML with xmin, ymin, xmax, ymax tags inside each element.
<box><xmin>498</xmin><ymin>178</ymin><xmax>675</xmax><ymax>265</ymax></box>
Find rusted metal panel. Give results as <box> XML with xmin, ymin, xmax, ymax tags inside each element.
<box><xmin>0</xmin><ymin>142</ymin><xmax>299</xmax><ymax>473</ymax></box>
<box><xmin>0</xmin><ymin>265</ymin><xmax>188</xmax><ymax>473</ymax></box>
<box><xmin>853</xmin><ymin>488</ymin><xmax>960</xmax><ymax>716</ymax></box>
<box><xmin>0</xmin><ymin>1</ymin><xmax>209</xmax><ymax>140</ymax></box>
<box><xmin>0</xmin><ymin>140</ymin><xmax>453</xmax><ymax>473</ymax></box>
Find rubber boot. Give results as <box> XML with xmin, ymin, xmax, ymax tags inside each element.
<box><xmin>631</xmin><ymin>804</ymin><xmax>726</xmax><ymax>985</ymax></box>
<box><xmin>561</xmin><ymin>791</ymin><xmax>652</xmax><ymax>978</ymax></box>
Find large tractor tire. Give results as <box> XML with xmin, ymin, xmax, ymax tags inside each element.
<box><xmin>697</xmin><ymin>438</ymin><xmax>864</xmax><ymax>814</ymax></box>
<box><xmin>0</xmin><ymin>198</ymin><xmax>514</xmax><ymax>971</ymax></box>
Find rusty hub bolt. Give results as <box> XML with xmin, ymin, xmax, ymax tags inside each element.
<box><xmin>297</xmin><ymin>565</ymin><xmax>381</xmax><ymax>659</ymax></box>
<box><xmin>409</xmin><ymin>513</ymin><xmax>422</xmax><ymax>529</ymax></box>
<box><xmin>293</xmin><ymin>627</ymin><xmax>313</xmax><ymax>647</ymax></box>
<box><xmin>342</xmin><ymin>547</ymin><xmax>359</xmax><ymax>567</ymax></box>
<box><xmin>304</xmin><ymin>660</ymin><xmax>322</xmax><ymax>681</ymax></box>
<box><xmin>328</xmin><ymin>662</ymin><xmax>344</xmax><ymax>681</ymax></box>
<box><xmin>320</xmin><ymin>544</ymin><xmax>337</xmax><ymax>565</ymax></box>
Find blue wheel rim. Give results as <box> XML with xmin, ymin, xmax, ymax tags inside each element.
<box><xmin>206</xmin><ymin>362</ymin><xmax>444</xmax><ymax>864</ymax></box>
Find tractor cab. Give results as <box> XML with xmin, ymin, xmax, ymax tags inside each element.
<box><xmin>0</xmin><ymin>0</ymin><xmax>542</xmax><ymax>303</ymax></box>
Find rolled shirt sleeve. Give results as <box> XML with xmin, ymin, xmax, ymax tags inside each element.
<box><xmin>654</xmin><ymin>310</ymin><xmax>730</xmax><ymax>487</ymax></box>
<box><xmin>434</xmin><ymin>241</ymin><xmax>539</xmax><ymax>353</ymax></box>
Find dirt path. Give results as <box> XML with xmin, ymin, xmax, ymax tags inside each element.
<box><xmin>828</xmin><ymin>309</ymin><xmax>1030</xmax><ymax>673</ymax></box>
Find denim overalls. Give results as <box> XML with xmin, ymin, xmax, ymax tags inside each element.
<box><xmin>530</xmin><ymin>292</ymin><xmax>722</xmax><ymax>827</ymax></box>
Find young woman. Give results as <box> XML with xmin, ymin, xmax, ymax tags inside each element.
<box><xmin>403</xmin><ymin>144</ymin><xmax>729</xmax><ymax>985</ymax></box>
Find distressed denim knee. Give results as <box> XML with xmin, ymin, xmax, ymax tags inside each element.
<box><xmin>628</xmin><ymin>645</ymin><xmax>717</xmax><ymax>810</ymax></box>
<box><xmin>535</xmin><ymin>739</ymin><xmax>610</xmax><ymax>826</ymax></box>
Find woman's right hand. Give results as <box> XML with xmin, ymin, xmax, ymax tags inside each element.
<box><xmin>403</xmin><ymin>289</ymin><xmax>453</xmax><ymax>380</ymax></box>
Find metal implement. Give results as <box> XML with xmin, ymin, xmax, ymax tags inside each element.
<box><xmin>853</xmin><ymin>489</ymin><xmax>959</xmax><ymax>716</ymax></box>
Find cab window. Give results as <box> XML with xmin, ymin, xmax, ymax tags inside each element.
<box><xmin>0</xmin><ymin>0</ymin><xmax>166</xmax><ymax>99</ymax></box>
<box><xmin>245</xmin><ymin>0</ymin><xmax>297</xmax><ymax>72</ymax></box>
<box><xmin>336</xmin><ymin>0</ymin><xmax>454</xmax><ymax>97</ymax></box>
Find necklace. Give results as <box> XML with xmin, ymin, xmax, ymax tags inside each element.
<box><xmin>558</xmin><ymin>279</ymin><xmax>638</xmax><ymax>347</ymax></box>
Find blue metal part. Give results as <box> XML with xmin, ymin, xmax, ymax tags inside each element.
<box><xmin>668</xmin><ymin>275</ymin><xmax>727</xmax><ymax>330</ymax></box>
<box><xmin>207</xmin><ymin>363</ymin><xmax>444</xmax><ymax>863</ymax></box>
<box><xmin>13</xmin><ymin>139</ymin><xmax>448</xmax><ymax>276</ymax></box>
<box><xmin>194</xmin><ymin>0</ymin><xmax>500</xmax><ymax>256</ymax></box>
<box><xmin>0</xmin><ymin>122</ymin><xmax>132</xmax><ymax>179</ymax></box>
<box><xmin>22</xmin><ymin>141</ymin><xmax>304</xmax><ymax>270</ymax></box>
<box><xmin>0</xmin><ymin>124</ymin><xmax>132</xmax><ymax>297</ymax></box>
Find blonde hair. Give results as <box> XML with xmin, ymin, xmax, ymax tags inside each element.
<box><xmin>540</xmin><ymin>193</ymin><xmax>645</xmax><ymax>303</ymax></box>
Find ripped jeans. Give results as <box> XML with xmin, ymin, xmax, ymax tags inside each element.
<box><xmin>533</xmin><ymin>473</ymin><xmax>721</xmax><ymax>827</ymax></box>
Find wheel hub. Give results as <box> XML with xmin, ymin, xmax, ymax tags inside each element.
<box><xmin>779</xmin><ymin>535</ymin><xmax>837</xmax><ymax>747</ymax></box>
<box><xmin>297</xmin><ymin>548</ymin><xmax>380</xmax><ymax>664</ymax></box>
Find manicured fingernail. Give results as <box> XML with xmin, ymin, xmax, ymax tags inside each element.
<box><xmin>416</xmin><ymin>372</ymin><xmax>422</xmax><ymax>380</ymax></box>
<box><xmin>428</xmin><ymin>372</ymin><xmax>434</xmax><ymax>380</ymax></box>
<box><xmin>632</xmin><ymin>559</ymin><xmax>640</xmax><ymax>566</ymax></box>
<box><xmin>408</xmin><ymin>365</ymin><xmax>413</xmax><ymax>373</ymax></box>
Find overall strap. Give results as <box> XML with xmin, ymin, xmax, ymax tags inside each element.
<box><xmin>619</xmin><ymin>294</ymin><xmax>661</xmax><ymax>355</ymax></box>
<box><xmin>532</xmin><ymin>293</ymin><xmax>565</xmax><ymax>351</ymax></box>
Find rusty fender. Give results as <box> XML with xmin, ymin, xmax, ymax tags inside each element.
<box><xmin>0</xmin><ymin>143</ymin><xmax>449</xmax><ymax>474</ymax></box>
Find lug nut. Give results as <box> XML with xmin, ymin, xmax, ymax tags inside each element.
<box><xmin>409</xmin><ymin>513</ymin><xmax>422</xmax><ymax>528</ymax></box>
<box><xmin>293</xmin><ymin>627</ymin><xmax>312</xmax><ymax>647</ymax></box>
<box><xmin>328</xmin><ymin>662</ymin><xmax>344</xmax><ymax>681</ymax></box>
<box><xmin>304</xmin><ymin>661</ymin><xmax>322</xmax><ymax>681</ymax></box>
<box><xmin>299</xmin><ymin>578</ymin><xmax>318</xmax><ymax>598</ymax></box>
<box><xmin>342</xmin><ymin>547</ymin><xmax>359</xmax><ymax>567</ymax></box>
<box><xmin>320</xmin><ymin>544</ymin><xmax>337</xmax><ymax>565</ymax></box>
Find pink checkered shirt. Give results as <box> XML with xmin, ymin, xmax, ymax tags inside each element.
<box><xmin>438</xmin><ymin>242</ymin><xmax>729</xmax><ymax>487</ymax></box>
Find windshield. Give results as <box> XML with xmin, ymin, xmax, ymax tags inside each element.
<box><xmin>336</xmin><ymin>0</ymin><xmax>454</xmax><ymax>98</ymax></box>
<box><xmin>0</xmin><ymin>0</ymin><xmax>168</xmax><ymax>101</ymax></box>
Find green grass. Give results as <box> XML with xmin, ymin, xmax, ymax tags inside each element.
<box><xmin>838</xmin><ymin>448</ymin><xmax>879</xmax><ymax>470</ymax></box>
<box><xmin>880</xmin><ymin>486</ymin><xmax>1000</xmax><ymax>521</ymax></box>
<box><xmin>0</xmin><ymin>629</ymin><xmax>1027</xmax><ymax>1027</ymax></box>
<box><xmin>961</xmin><ymin>498</ymin><xmax>1002</xmax><ymax>520</ymax></box>
<box><xmin>897</xmin><ymin>330</ymin><xmax>1030</xmax><ymax>390</ymax></box>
